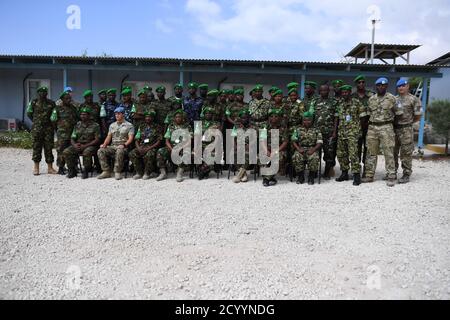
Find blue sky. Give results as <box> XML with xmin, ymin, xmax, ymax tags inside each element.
<box><xmin>1</xmin><ymin>0</ymin><xmax>449</xmax><ymax>63</ymax></box>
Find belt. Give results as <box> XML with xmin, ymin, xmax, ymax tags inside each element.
<box><xmin>394</xmin><ymin>123</ymin><xmax>413</xmax><ymax>129</ymax></box>
<box><xmin>369</xmin><ymin>121</ymin><xmax>393</xmax><ymax>126</ymax></box>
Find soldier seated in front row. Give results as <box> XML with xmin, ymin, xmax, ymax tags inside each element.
<box><xmin>156</xmin><ymin>110</ymin><xmax>193</xmax><ymax>183</ymax></box>
<box><xmin>291</xmin><ymin>112</ymin><xmax>323</xmax><ymax>185</ymax></box>
<box><xmin>130</xmin><ymin>110</ymin><xmax>163</xmax><ymax>180</ymax></box>
<box><xmin>97</xmin><ymin>107</ymin><xmax>135</xmax><ymax>180</ymax></box>
<box><xmin>63</xmin><ymin>107</ymin><xmax>101</xmax><ymax>179</ymax></box>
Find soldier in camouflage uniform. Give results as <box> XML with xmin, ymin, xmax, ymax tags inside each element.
<box><xmin>63</xmin><ymin>107</ymin><xmax>101</xmax><ymax>179</ymax></box>
<box><xmin>331</xmin><ymin>80</ymin><xmax>344</xmax><ymax>100</ymax></box>
<box><xmin>291</xmin><ymin>112</ymin><xmax>323</xmax><ymax>185</ymax></box>
<box><xmin>333</xmin><ymin>85</ymin><xmax>367</xmax><ymax>186</ymax></box>
<box><xmin>168</xmin><ymin>84</ymin><xmax>184</xmax><ymax>107</ymax></box>
<box><xmin>26</xmin><ymin>86</ymin><xmax>57</xmax><ymax>175</ymax></box>
<box><xmin>51</xmin><ymin>91</ymin><xmax>79</xmax><ymax>175</ymax></box>
<box><xmin>231</xmin><ymin>109</ymin><xmax>254</xmax><ymax>184</ymax></box>
<box><xmin>118</xmin><ymin>88</ymin><xmax>134</xmax><ymax>124</ymax></box>
<box><xmin>130</xmin><ymin>110</ymin><xmax>163</xmax><ymax>180</ymax></box>
<box><xmin>199</xmin><ymin>84</ymin><xmax>209</xmax><ymax>101</ymax></box>
<box><xmin>394</xmin><ymin>78</ymin><xmax>422</xmax><ymax>184</ymax></box>
<box><xmin>362</xmin><ymin>78</ymin><xmax>404</xmax><ymax>187</ymax></box>
<box><xmin>303</xmin><ymin>81</ymin><xmax>319</xmax><ymax>115</ymax></box>
<box><xmin>131</xmin><ymin>89</ymin><xmax>153</xmax><ymax>129</ymax></box>
<box><xmin>260</xmin><ymin>109</ymin><xmax>289</xmax><ymax>187</ymax></box>
<box><xmin>152</xmin><ymin>85</ymin><xmax>177</xmax><ymax>128</ymax></box>
<box><xmin>225</xmin><ymin>89</ymin><xmax>247</xmax><ymax>128</ymax></box>
<box><xmin>268</xmin><ymin>86</ymin><xmax>280</xmax><ymax>103</ymax></box>
<box><xmin>201</xmin><ymin>89</ymin><xmax>224</xmax><ymax>123</ymax></box>
<box><xmin>284</xmin><ymin>82</ymin><xmax>299</xmax><ymax>103</ymax></box>
<box><xmin>195</xmin><ymin>107</ymin><xmax>222</xmax><ymax>180</ymax></box>
<box><xmin>269</xmin><ymin>89</ymin><xmax>286</xmax><ymax>126</ymax></box>
<box><xmin>248</xmin><ymin>84</ymin><xmax>271</xmax><ymax>130</ymax></box>
<box><xmin>156</xmin><ymin>109</ymin><xmax>193</xmax><ymax>183</ymax></box>
<box><xmin>352</xmin><ymin>75</ymin><xmax>374</xmax><ymax>176</ymax></box>
<box><xmin>97</xmin><ymin>107</ymin><xmax>135</xmax><ymax>180</ymax></box>
<box><xmin>79</xmin><ymin>90</ymin><xmax>101</xmax><ymax>126</ymax></box>
<box><xmin>287</xmin><ymin>88</ymin><xmax>306</xmax><ymax>131</ymax></box>
<box><xmin>314</xmin><ymin>84</ymin><xmax>338</xmax><ymax>180</ymax></box>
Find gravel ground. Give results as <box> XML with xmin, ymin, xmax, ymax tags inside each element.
<box><xmin>0</xmin><ymin>148</ymin><xmax>449</xmax><ymax>300</ymax></box>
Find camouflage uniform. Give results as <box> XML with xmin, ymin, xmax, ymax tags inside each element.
<box><xmin>79</xmin><ymin>102</ymin><xmax>101</xmax><ymax>125</ymax></box>
<box><xmin>335</xmin><ymin>98</ymin><xmax>367</xmax><ymax>174</ymax></box>
<box><xmin>394</xmin><ymin>93</ymin><xmax>422</xmax><ymax>176</ymax></box>
<box><xmin>260</xmin><ymin>124</ymin><xmax>289</xmax><ymax>179</ymax></box>
<box><xmin>98</xmin><ymin>121</ymin><xmax>135</xmax><ymax>173</ymax></box>
<box><xmin>248</xmin><ymin>97</ymin><xmax>271</xmax><ymax>130</ymax></box>
<box><xmin>151</xmin><ymin>98</ymin><xmax>176</xmax><ymax>127</ymax></box>
<box><xmin>225</xmin><ymin>101</ymin><xmax>247</xmax><ymax>126</ymax></box>
<box><xmin>131</xmin><ymin>102</ymin><xmax>154</xmax><ymax>129</ymax></box>
<box><xmin>201</xmin><ymin>102</ymin><xmax>225</xmax><ymax>123</ymax></box>
<box><xmin>63</xmin><ymin>120</ymin><xmax>100</xmax><ymax>171</ymax></box>
<box><xmin>27</xmin><ymin>98</ymin><xmax>56</xmax><ymax>163</ymax></box>
<box><xmin>53</xmin><ymin>103</ymin><xmax>79</xmax><ymax>168</ymax></box>
<box><xmin>365</xmin><ymin>93</ymin><xmax>403</xmax><ymax>179</ymax></box>
<box><xmin>352</xmin><ymin>90</ymin><xmax>374</xmax><ymax>165</ymax></box>
<box><xmin>303</xmin><ymin>95</ymin><xmax>318</xmax><ymax>115</ymax></box>
<box><xmin>129</xmin><ymin>123</ymin><xmax>163</xmax><ymax>176</ymax></box>
<box><xmin>157</xmin><ymin>123</ymin><xmax>193</xmax><ymax>170</ymax></box>
<box><xmin>288</xmin><ymin>99</ymin><xmax>306</xmax><ymax>129</ymax></box>
<box><xmin>314</xmin><ymin>97</ymin><xmax>338</xmax><ymax>167</ymax></box>
<box><xmin>194</xmin><ymin>119</ymin><xmax>221</xmax><ymax>176</ymax></box>
<box><xmin>291</xmin><ymin>126</ymin><xmax>323</xmax><ymax>172</ymax></box>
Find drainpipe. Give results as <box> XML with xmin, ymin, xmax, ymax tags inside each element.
<box><xmin>22</xmin><ymin>72</ymin><xmax>33</xmax><ymax>125</ymax></box>
<box><xmin>218</xmin><ymin>76</ymin><xmax>228</xmax><ymax>90</ymax></box>
<box><xmin>120</xmin><ymin>74</ymin><xmax>130</xmax><ymax>95</ymax></box>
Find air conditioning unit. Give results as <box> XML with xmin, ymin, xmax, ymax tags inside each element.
<box><xmin>0</xmin><ymin>118</ymin><xmax>19</xmax><ymax>131</ymax></box>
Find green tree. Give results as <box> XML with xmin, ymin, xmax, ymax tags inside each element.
<box><xmin>428</xmin><ymin>99</ymin><xmax>450</xmax><ymax>155</ymax></box>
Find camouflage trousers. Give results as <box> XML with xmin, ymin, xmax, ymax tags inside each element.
<box><xmin>322</xmin><ymin>131</ymin><xmax>337</xmax><ymax>167</ymax></box>
<box><xmin>31</xmin><ymin>127</ymin><xmax>54</xmax><ymax>163</ymax></box>
<box><xmin>365</xmin><ymin>124</ymin><xmax>396</xmax><ymax>179</ymax></box>
<box><xmin>63</xmin><ymin>146</ymin><xmax>98</xmax><ymax>171</ymax></box>
<box><xmin>261</xmin><ymin>151</ymin><xmax>287</xmax><ymax>179</ymax></box>
<box><xmin>292</xmin><ymin>149</ymin><xmax>319</xmax><ymax>172</ymax></box>
<box><xmin>129</xmin><ymin>148</ymin><xmax>158</xmax><ymax>175</ymax></box>
<box><xmin>394</xmin><ymin>125</ymin><xmax>414</xmax><ymax>176</ymax></box>
<box><xmin>156</xmin><ymin>147</ymin><xmax>188</xmax><ymax>170</ymax></box>
<box><xmin>337</xmin><ymin>136</ymin><xmax>361</xmax><ymax>174</ymax></box>
<box><xmin>56</xmin><ymin>139</ymin><xmax>71</xmax><ymax>168</ymax></box>
<box><xmin>97</xmin><ymin>146</ymin><xmax>128</xmax><ymax>173</ymax></box>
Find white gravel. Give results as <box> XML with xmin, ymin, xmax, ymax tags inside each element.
<box><xmin>0</xmin><ymin>148</ymin><xmax>449</xmax><ymax>300</ymax></box>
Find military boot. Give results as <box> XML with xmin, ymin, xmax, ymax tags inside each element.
<box><xmin>296</xmin><ymin>171</ymin><xmax>305</xmax><ymax>184</ymax></box>
<box><xmin>33</xmin><ymin>162</ymin><xmax>40</xmax><ymax>176</ymax></box>
<box><xmin>353</xmin><ymin>173</ymin><xmax>361</xmax><ymax>186</ymax></box>
<box><xmin>398</xmin><ymin>175</ymin><xmax>410</xmax><ymax>184</ymax></box>
<box><xmin>308</xmin><ymin>171</ymin><xmax>316</xmax><ymax>185</ymax></box>
<box><xmin>97</xmin><ymin>171</ymin><xmax>112</xmax><ymax>179</ymax></box>
<box><xmin>176</xmin><ymin>167</ymin><xmax>185</xmax><ymax>183</ymax></box>
<box><xmin>115</xmin><ymin>172</ymin><xmax>123</xmax><ymax>180</ymax></box>
<box><xmin>335</xmin><ymin>170</ymin><xmax>349</xmax><ymax>182</ymax></box>
<box><xmin>240</xmin><ymin>171</ymin><xmax>248</xmax><ymax>183</ymax></box>
<box><xmin>322</xmin><ymin>164</ymin><xmax>331</xmax><ymax>180</ymax></box>
<box><xmin>57</xmin><ymin>167</ymin><xmax>66</xmax><ymax>175</ymax></box>
<box><xmin>82</xmin><ymin>169</ymin><xmax>89</xmax><ymax>180</ymax></box>
<box><xmin>263</xmin><ymin>178</ymin><xmax>270</xmax><ymax>187</ymax></box>
<box><xmin>47</xmin><ymin>163</ymin><xmax>57</xmax><ymax>175</ymax></box>
<box><xmin>156</xmin><ymin>169</ymin><xmax>167</xmax><ymax>182</ymax></box>
<box><xmin>232</xmin><ymin>168</ymin><xmax>246</xmax><ymax>183</ymax></box>
<box><xmin>269</xmin><ymin>177</ymin><xmax>278</xmax><ymax>186</ymax></box>
<box><xmin>386</xmin><ymin>179</ymin><xmax>396</xmax><ymax>187</ymax></box>
<box><xmin>362</xmin><ymin>176</ymin><xmax>374</xmax><ymax>183</ymax></box>
<box><xmin>67</xmin><ymin>167</ymin><xmax>77</xmax><ymax>179</ymax></box>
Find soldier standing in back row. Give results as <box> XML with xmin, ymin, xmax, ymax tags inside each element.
<box><xmin>362</xmin><ymin>78</ymin><xmax>403</xmax><ymax>187</ymax></box>
<box><xmin>26</xmin><ymin>86</ymin><xmax>57</xmax><ymax>176</ymax></box>
<box><xmin>248</xmin><ymin>84</ymin><xmax>271</xmax><ymax>130</ymax></box>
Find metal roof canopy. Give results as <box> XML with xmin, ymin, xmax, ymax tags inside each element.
<box><xmin>345</xmin><ymin>43</ymin><xmax>421</xmax><ymax>65</ymax></box>
<box><xmin>427</xmin><ymin>52</ymin><xmax>450</xmax><ymax>65</ymax></box>
<box><xmin>0</xmin><ymin>54</ymin><xmax>443</xmax><ymax>78</ymax></box>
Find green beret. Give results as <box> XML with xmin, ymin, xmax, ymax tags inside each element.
<box><xmin>79</xmin><ymin>107</ymin><xmax>92</xmax><ymax>114</ymax></box>
<box><xmin>253</xmin><ymin>84</ymin><xmax>264</xmax><ymax>92</ymax></box>
<box><xmin>37</xmin><ymin>86</ymin><xmax>48</xmax><ymax>93</ymax></box>
<box><xmin>331</xmin><ymin>80</ymin><xmax>344</xmax><ymax>87</ymax></box>
<box><xmin>173</xmin><ymin>109</ymin><xmax>185</xmax><ymax>116</ymax></box>
<box><xmin>59</xmin><ymin>91</ymin><xmax>70</xmax><ymax>99</ymax></box>
<box><xmin>188</xmin><ymin>82</ymin><xmax>198</xmax><ymax>89</ymax></box>
<box><xmin>304</xmin><ymin>81</ymin><xmax>317</xmax><ymax>89</ymax></box>
<box><xmin>174</xmin><ymin>83</ymin><xmax>183</xmax><ymax>89</ymax></box>
<box><xmin>287</xmin><ymin>82</ymin><xmax>300</xmax><ymax>90</ymax></box>
<box><xmin>226</xmin><ymin>89</ymin><xmax>234</xmax><ymax>95</ymax></box>
<box><xmin>272</xmin><ymin>89</ymin><xmax>283</xmax><ymax>96</ymax></box>
<box><xmin>107</xmin><ymin>88</ymin><xmax>117</xmax><ymax>94</ymax></box>
<box><xmin>156</xmin><ymin>86</ymin><xmax>166</xmax><ymax>93</ymax></box>
<box><xmin>97</xmin><ymin>89</ymin><xmax>107</xmax><ymax>95</ymax></box>
<box><xmin>198</xmin><ymin>84</ymin><xmax>209</xmax><ymax>90</ymax></box>
<box><xmin>143</xmin><ymin>86</ymin><xmax>152</xmax><ymax>91</ymax></box>
<box><xmin>144</xmin><ymin>110</ymin><xmax>156</xmax><ymax>117</ymax></box>
<box><xmin>288</xmin><ymin>88</ymin><xmax>298</xmax><ymax>95</ymax></box>
<box><xmin>121</xmin><ymin>88</ymin><xmax>132</xmax><ymax>95</ymax></box>
<box><xmin>269</xmin><ymin>108</ymin><xmax>283</xmax><ymax>116</ymax></box>
<box><xmin>203</xmin><ymin>107</ymin><xmax>215</xmax><ymax>114</ymax></box>
<box><xmin>172</xmin><ymin>98</ymin><xmax>183</xmax><ymax>105</ymax></box>
<box><xmin>354</xmin><ymin>75</ymin><xmax>365</xmax><ymax>83</ymax></box>
<box><xmin>207</xmin><ymin>89</ymin><xmax>220</xmax><ymax>97</ymax></box>
<box><xmin>303</xmin><ymin>111</ymin><xmax>314</xmax><ymax>119</ymax></box>
<box><xmin>137</xmin><ymin>89</ymin><xmax>147</xmax><ymax>97</ymax></box>
<box><xmin>234</xmin><ymin>89</ymin><xmax>244</xmax><ymax>95</ymax></box>
<box><xmin>238</xmin><ymin>109</ymin><xmax>250</xmax><ymax>117</ymax></box>
<box><xmin>83</xmin><ymin>90</ymin><xmax>93</xmax><ymax>98</ymax></box>
<box><xmin>340</xmin><ymin>85</ymin><xmax>352</xmax><ymax>91</ymax></box>
<box><xmin>269</xmin><ymin>86</ymin><xmax>280</xmax><ymax>93</ymax></box>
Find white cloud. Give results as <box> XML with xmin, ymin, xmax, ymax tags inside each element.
<box><xmin>155</xmin><ymin>19</ymin><xmax>173</xmax><ymax>34</ymax></box>
<box><xmin>185</xmin><ymin>0</ymin><xmax>450</xmax><ymax>64</ymax></box>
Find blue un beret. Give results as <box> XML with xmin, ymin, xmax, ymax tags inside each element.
<box><xmin>114</xmin><ymin>107</ymin><xmax>125</xmax><ymax>114</ymax></box>
<box><xmin>375</xmin><ymin>77</ymin><xmax>389</xmax><ymax>85</ymax></box>
<box><xmin>396</xmin><ymin>78</ymin><xmax>408</xmax><ymax>87</ymax></box>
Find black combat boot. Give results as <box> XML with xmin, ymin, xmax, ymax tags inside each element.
<box><xmin>296</xmin><ymin>171</ymin><xmax>305</xmax><ymax>184</ymax></box>
<box><xmin>308</xmin><ymin>171</ymin><xmax>316</xmax><ymax>185</ymax></box>
<box><xmin>58</xmin><ymin>166</ymin><xmax>66</xmax><ymax>175</ymax></box>
<box><xmin>322</xmin><ymin>164</ymin><xmax>331</xmax><ymax>180</ymax></box>
<box><xmin>353</xmin><ymin>173</ymin><xmax>361</xmax><ymax>186</ymax></box>
<box><xmin>67</xmin><ymin>167</ymin><xmax>77</xmax><ymax>179</ymax></box>
<box><xmin>82</xmin><ymin>168</ymin><xmax>89</xmax><ymax>179</ymax></box>
<box><xmin>335</xmin><ymin>170</ymin><xmax>349</xmax><ymax>182</ymax></box>
<box><xmin>269</xmin><ymin>177</ymin><xmax>278</xmax><ymax>186</ymax></box>
<box><xmin>263</xmin><ymin>178</ymin><xmax>270</xmax><ymax>187</ymax></box>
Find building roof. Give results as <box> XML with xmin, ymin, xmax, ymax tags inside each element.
<box><xmin>427</xmin><ymin>52</ymin><xmax>450</xmax><ymax>65</ymax></box>
<box><xmin>345</xmin><ymin>43</ymin><xmax>421</xmax><ymax>60</ymax></box>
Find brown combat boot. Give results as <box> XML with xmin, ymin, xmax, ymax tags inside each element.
<box><xmin>47</xmin><ymin>163</ymin><xmax>57</xmax><ymax>174</ymax></box>
<box><xmin>33</xmin><ymin>162</ymin><xmax>40</xmax><ymax>176</ymax></box>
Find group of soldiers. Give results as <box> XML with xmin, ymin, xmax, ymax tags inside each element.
<box><xmin>27</xmin><ymin>75</ymin><xmax>422</xmax><ymax>187</ymax></box>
